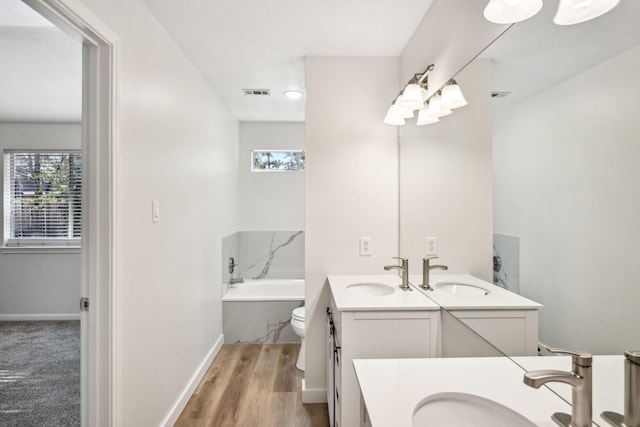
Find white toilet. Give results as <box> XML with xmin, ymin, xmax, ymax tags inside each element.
<box><xmin>290</xmin><ymin>306</ymin><xmax>305</xmax><ymax>371</ymax></box>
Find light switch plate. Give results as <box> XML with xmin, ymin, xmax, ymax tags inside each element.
<box><xmin>152</xmin><ymin>200</ymin><xmax>160</xmax><ymax>223</ymax></box>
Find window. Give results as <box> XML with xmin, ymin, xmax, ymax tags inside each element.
<box><xmin>3</xmin><ymin>151</ymin><xmax>82</xmax><ymax>247</ymax></box>
<box><xmin>251</xmin><ymin>150</ymin><xmax>305</xmax><ymax>172</ymax></box>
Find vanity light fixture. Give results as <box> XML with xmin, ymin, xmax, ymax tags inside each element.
<box><xmin>384</xmin><ymin>64</ymin><xmax>433</xmax><ymax>126</ymax></box>
<box><xmin>283</xmin><ymin>89</ymin><xmax>304</xmax><ymax>99</ymax></box>
<box><xmin>554</xmin><ymin>0</ymin><xmax>620</xmax><ymax>25</ymax></box>
<box><xmin>383</xmin><ymin>65</ymin><xmax>469</xmax><ymax>126</ymax></box>
<box><xmin>483</xmin><ymin>0</ymin><xmax>543</xmax><ymax>24</ymax></box>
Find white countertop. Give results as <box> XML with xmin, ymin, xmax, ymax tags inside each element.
<box><xmin>512</xmin><ymin>355</ymin><xmax>625</xmax><ymax>423</ymax></box>
<box><xmin>410</xmin><ymin>273</ymin><xmax>543</xmax><ymax>310</ymax></box>
<box><xmin>327</xmin><ymin>275</ymin><xmax>440</xmax><ymax>311</ymax></box>
<box><xmin>354</xmin><ymin>357</ymin><xmax>576</xmax><ymax>427</ymax></box>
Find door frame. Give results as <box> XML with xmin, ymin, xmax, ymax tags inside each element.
<box><xmin>23</xmin><ymin>0</ymin><xmax>118</xmax><ymax>425</ymax></box>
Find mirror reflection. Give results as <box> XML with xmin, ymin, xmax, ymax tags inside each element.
<box><xmin>487</xmin><ymin>0</ymin><xmax>640</xmax><ymax>355</ymax></box>
<box><xmin>401</xmin><ymin>1</ymin><xmax>640</xmax><ymax>422</ymax></box>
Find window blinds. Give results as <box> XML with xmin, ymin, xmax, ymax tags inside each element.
<box><xmin>3</xmin><ymin>151</ymin><xmax>82</xmax><ymax>247</ymax></box>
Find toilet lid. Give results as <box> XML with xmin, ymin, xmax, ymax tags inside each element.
<box><xmin>292</xmin><ymin>307</ymin><xmax>305</xmax><ymax>321</ymax></box>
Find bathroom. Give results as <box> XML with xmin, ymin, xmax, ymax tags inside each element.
<box><xmin>208</xmin><ymin>0</ymin><xmax>640</xmax><ymax>425</ymax></box>
<box><xmin>305</xmin><ymin>2</ymin><xmax>640</xmax><ymax>423</ymax></box>
<box><xmin>7</xmin><ymin>0</ymin><xmax>639</xmax><ymax>425</ymax></box>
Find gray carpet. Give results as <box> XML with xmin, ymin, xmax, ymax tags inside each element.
<box><xmin>0</xmin><ymin>321</ymin><xmax>80</xmax><ymax>427</ymax></box>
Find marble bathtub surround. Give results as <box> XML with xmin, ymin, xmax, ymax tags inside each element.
<box><xmin>493</xmin><ymin>233</ymin><xmax>521</xmax><ymax>294</ymax></box>
<box><xmin>221</xmin><ymin>230</ymin><xmax>304</xmax><ymax>284</ymax></box>
<box><xmin>222</xmin><ymin>300</ymin><xmax>303</xmax><ymax>344</ymax></box>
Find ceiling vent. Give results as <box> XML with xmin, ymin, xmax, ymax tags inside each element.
<box><xmin>491</xmin><ymin>91</ymin><xmax>512</xmax><ymax>98</ymax></box>
<box><xmin>242</xmin><ymin>89</ymin><xmax>271</xmax><ymax>96</ymax></box>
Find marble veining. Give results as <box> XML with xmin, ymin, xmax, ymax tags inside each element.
<box><xmin>222</xmin><ymin>230</ymin><xmax>304</xmax><ymax>284</ymax></box>
<box><xmin>493</xmin><ymin>233</ymin><xmax>520</xmax><ymax>294</ymax></box>
<box><xmin>222</xmin><ymin>300</ymin><xmax>302</xmax><ymax>344</ymax></box>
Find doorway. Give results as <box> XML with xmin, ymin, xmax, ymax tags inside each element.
<box><xmin>16</xmin><ymin>0</ymin><xmax>116</xmax><ymax>424</ymax></box>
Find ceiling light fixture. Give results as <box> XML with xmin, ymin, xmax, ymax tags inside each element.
<box><xmin>483</xmin><ymin>0</ymin><xmax>543</xmax><ymax>24</ymax></box>
<box><xmin>283</xmin><ymin>90</ymin><xmax>304</xmax><ymax>99</ymax></box>
<box><xmin>553</xmin><ymin>0</ymin><xmax>619</xmax><ymax>25</ymax></box>
<box><xmin>383</xmin><ymin>65</ymin><xmax>468</xmax><ymax>127</ymax></box>
<box><xmin>483</xmin><ymin>0</ymin><xmax>619</xmax><ymax>25</ymax></box>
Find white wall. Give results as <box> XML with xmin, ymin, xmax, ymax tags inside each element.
<box><xmin>0</xmin><ymin>123</ymin><xmax>81</xmax><ymax>318</ymax></box>
<box><xmin>399</xmin><ymin>59</ymin><xmax>493</xmax><ymax>280</ymax></box>
<box><xmin>304</xmin><ymin>56</ymin><xmax>400</xmax><ymax>399</ymax></box>
<box><xmin>401</xmin><ymin>0</ymin><xmax>508</xmax><ymax>99</ymax></box>
<box><xmin>68</xmin><ymin>0</ymin><xmax>239</xmax><ymax>425</ymax></box>
<box><xmin>238</xmin><ymin>121</ymin><xmax>304</xmax><ymax>230</ymax></box>
<box><xmin>493</xmin><ymin>44</ymin><xmax>640</xmax><ymax>353</ymax></box>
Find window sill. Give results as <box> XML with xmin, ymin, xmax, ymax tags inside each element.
<box><xmin>0</xmin><ymin>246</ymin><xmax>81</xmax><ymax>254</ymax></box>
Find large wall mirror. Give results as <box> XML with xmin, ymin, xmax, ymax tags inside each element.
<box><xmin>401</xmin><ymin>0</ymin><xmax>640</xmax><ymax>357</ymax></box>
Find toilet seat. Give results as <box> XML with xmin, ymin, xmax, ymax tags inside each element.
<box><xmin>291</xmin><ymin>306</ymin><xmax>305</xmax><ymax>371</ymax></box>
<box><xmin>292</xmin><ymin>307</ymin><xmax>305</xmax><ymax>322</ymax></box>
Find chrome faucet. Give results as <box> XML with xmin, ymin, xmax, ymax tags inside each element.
<box><xmin>601</xmin><ymin>350</ymin><xmax>640</xmax><ymax>427</ymax></box>
<box><xmin>524</xmin><ymin>348</ymin><xmax>592</xmax><ymax>427</ymax></box>
<box><xmin>384</xmin><ymin>257</ymin><xmax>410</xmax><ymax>291</ymax></box>
<box><xmin>419</xmin><ymin>256</ymin><xmax>448</xmax><ymax>290</ymax></box>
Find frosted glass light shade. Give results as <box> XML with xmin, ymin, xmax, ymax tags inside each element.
<box><xmin>484</xmin><ymin>0</ymin><xmax>543</xmax><ymax>24</ymax></box>
<box><xmin>427</xmin><ymin>94</ymin><xmax>452</xmax><ymax>118</ymax></box>
<box><xmin>416</xmin><ymin>107</ymin><xmax>440</xmax><ymax>126</ymax></box>
<box><xmin>397</xmin><ymin>84</ymin><xmax>425</xmax><ymax>111</ymax></box>
<box><xmin>554</xmin><ymin>0</ymin><xmax>619</xmax><ymax>25</ymax></box>
<box><xmin>383</xmin><ymin>108</ymin><xmax>405</xmax><ymax>126</ymax></box>
<box><xmin>441</xmin><ymin>82</ymin><xmax>468</xmax><ymax>109</ymax></box>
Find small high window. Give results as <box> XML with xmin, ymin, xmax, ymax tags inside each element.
<box><xmin>3</xmin><ymin>151</ymin><xmax>82</xmax><ymax>247</ymax></box>
<box><xmin>251</xmin><ymin>150</ymin><xmax>305</xmax><ymax>172</ymax></box>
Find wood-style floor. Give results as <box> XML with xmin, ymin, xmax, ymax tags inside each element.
<box><xmin>175</xmin><ymin>343</ymin><xmax>329</xmax><ymax>427</ymax></box>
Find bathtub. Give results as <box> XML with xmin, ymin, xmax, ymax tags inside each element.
<box><xmin>222</xmin><ymin>279</ymin><xmax>304</xmax><ymax>344</ymax></box>
<box><xmin>222</xmin><ymin>279</ymin><xmax>304</xmax><ymax>302</ymax></box>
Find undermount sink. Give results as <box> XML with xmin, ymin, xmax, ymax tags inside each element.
<box><xmin>434</xmin><ymin>282</ymin><xmax>489</xmax><ymax>296</ymax></box>
<box><xmin>412</xmin><ymin>392</ymin><xmax>536</xmax><ymax>427</ymax></box>
<box><xmin>345</xmin><ymin>282</ymin><xmax>395</xmax><ymax>297</ymax></box>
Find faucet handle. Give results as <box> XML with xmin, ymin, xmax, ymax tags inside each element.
<box><xmin>625</xmin><ymin>350</ymin><xmax>640</xmax><ymax>365</ymax></box>
<box><xmin>547</xmin><ymin>347</ymin><xmax>593</xmax><ymax>367</ymax></box>
<box><xmin>392</xmin><ymin>257</ymin><xmax>408</xmax><ymax>266</ymax></box>
<box><xmin>423</xmin><ymin>255</ymin><xmax>439</xmax><ymax>261</ymax></box>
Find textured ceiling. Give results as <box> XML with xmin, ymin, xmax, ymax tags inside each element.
<box><xmin>0</xmin><ymin>0</ymin><xmax>82</xmax><ymax>123</ymax></box>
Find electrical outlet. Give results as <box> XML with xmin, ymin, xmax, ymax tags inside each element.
<box><xmin>425</xmin><ymin>236</ymin><xmax>438</xmax><ymax>256</ymax></box>
<box><xmin>360</xmin><ymin>237</ymin><xmax>372</xmax><ymax>256</ymax></box>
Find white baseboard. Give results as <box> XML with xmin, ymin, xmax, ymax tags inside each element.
<box><xmin>301</xmin><ymin>379</ymin><xmax>327</xmax><ymax>404</ymax></box>
<box><xmin>0</xmin><ymin>313</ymin><xmax>81</xmax><ymax>321</ymax></box>
<box><xmin>161</xmin><ymin>334</ymin><xmax>224</xmax><ymax>427</ymax></box>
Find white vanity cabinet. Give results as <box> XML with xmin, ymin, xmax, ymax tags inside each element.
<box><xmin>448</xmin><ymin>309</ymin><xmax>539</xmax><ymax>356</ymax></box>
<box><xmin>327</xmin><ymin>294</ymin><xmax>440</xmax><ymax>427</ymax></box>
